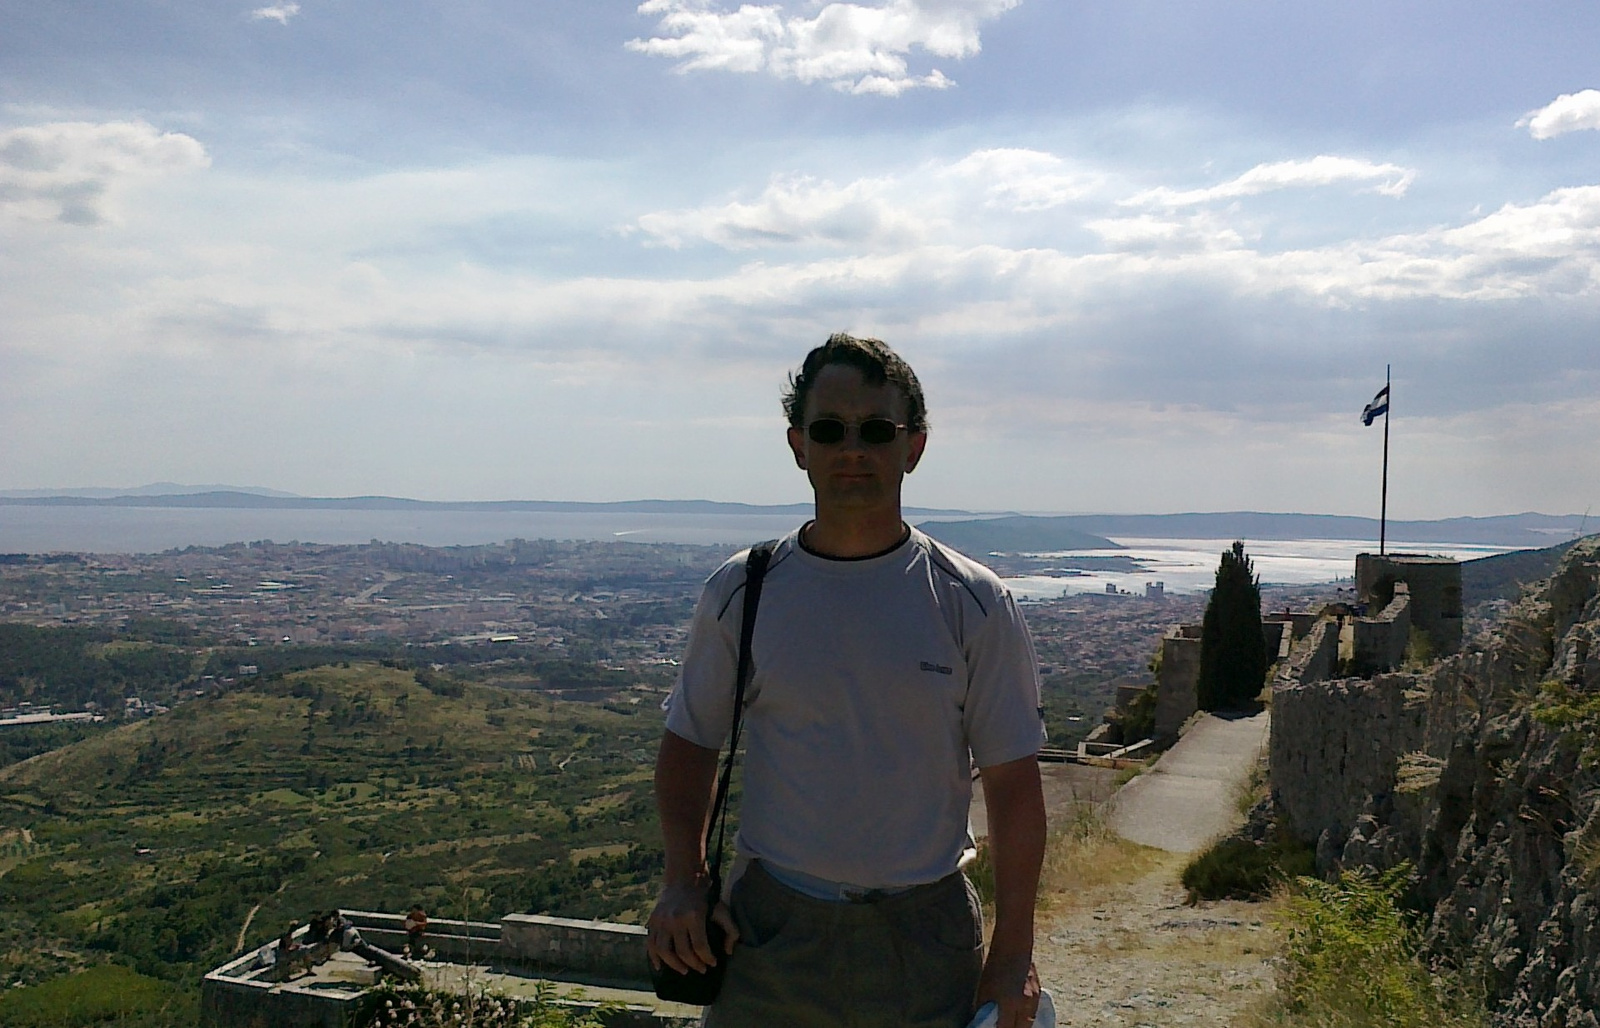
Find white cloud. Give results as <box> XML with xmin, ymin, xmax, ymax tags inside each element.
<box><xmin>250</xmin><ymin>3</ymin><xmax>301</xmax><ymax>24</ymax></box>
<box><xmin>1084</xmin><ymin>212</ymin><xmax>1245</xmax><ymax>253</ymax></box>
<box><xmin>8</xmin><ymin>138</ymin><xmax>1600</xmax><ymax>515</ymax></box>
<box><xmin>944</xmin><ymin>149</ymin><xmax>1096</xmax><ymax>210</ymax></box>
<box><xmin>1127</xmin><ymin>155</ymin><xmax>1416</xmax><ymax>207</ymax></box>
<box><xmin>1518</xmin><ymin>89</ymin><xmax>1600</xmax><ymax>140</ymax></box>
<box><xmin>632</xmin><ymin>173</ymin><xmax>927</xmax><ymax>249</ymax></box>
<box><xmin>625</xmin><ymin>0</ymin><xmax>1019</xmax><ymax>95</ymax></box>
<box><xmin>0</xmin><ymin>120</ymin><xmax>209</xmax><ymax>225</ymax></box>
<box><xmin>630</xmin><ymin>147</ymin><xmax>1097</xmax><ymax>250</ymax></box>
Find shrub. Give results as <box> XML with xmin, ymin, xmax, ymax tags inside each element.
<box><xmin>1181</xmin><ymin>836</ymin><xmax>1314</xmax><ymax>902</ymax></box>
<box><xmin>1109</xmin><ymin>682</ymin><xmax>1158</xmax><ymax>743</ymax></box>
<box><xmin>1198</xmin><ymin>541</ymin><xmax>1268</xmax><ymax>711</ymax></box>
<box><xmin>1402</xmin><ymin>626</ymin><xmax>1435</xmax><ymax>670</ymax></box>
<box><xmin>360</xmin><ymin>981</ymin><xmax>606</xmax><ymax>1028</ymax></box>
<box><xmin>1260</xmin><ymin>864</ymin><xmax>1487</xmax><ymax>1028</ymax></box>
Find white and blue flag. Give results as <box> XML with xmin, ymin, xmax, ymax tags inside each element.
<box><xmin>1361</xmin><ymin>384</ymin><xmax>1390</xmax><ymax>426</ymax></box>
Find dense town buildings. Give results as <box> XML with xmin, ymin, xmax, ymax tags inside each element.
<box><xmin>0</xmin><ymin>539</ymin><xmax>1340</xmax><ymax>742</ymax></box>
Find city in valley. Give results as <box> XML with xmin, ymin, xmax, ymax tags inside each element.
<box><xmin>0</xmin><ymin>536</ymin><xmax>1344</xmax><ymax>742</ymax></box>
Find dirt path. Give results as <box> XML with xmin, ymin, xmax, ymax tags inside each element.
<box><xmin>1035</xmin><ymin>850</ymin><xmax>1276</xmax><ymax>1027</ymax></box>
<box><xmin>1029</xmin><ymin>712</ymin><xmax>1278</xmax><ymax>1026</ymax></box>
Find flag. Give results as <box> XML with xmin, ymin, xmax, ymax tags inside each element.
<box><xmin>1361</xmin><ymin>384</ymin><xmax>1390</xmax><ymax>426</ymax></box>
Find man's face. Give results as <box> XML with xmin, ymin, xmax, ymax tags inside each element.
<box><xmin>787</xmin><ymin>362</ymin><xmax>927</xmax><ymax>513</ymax></box>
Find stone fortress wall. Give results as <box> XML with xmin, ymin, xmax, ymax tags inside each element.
<box><xmin>1266</xmin><ymin>540</ymin><xmax>1600</xmax><ymax>1027</ymax></box>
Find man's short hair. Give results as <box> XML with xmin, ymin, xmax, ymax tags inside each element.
<box><xmin>782</xmin><ymin>333</ymin><xmax>928</xmax><ymax>433</ymax></box>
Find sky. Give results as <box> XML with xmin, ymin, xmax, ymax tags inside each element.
<box><xmin>2</xmin><ymin>1</ymin><xmax>1598</xmax><ymax>518</ymax></box>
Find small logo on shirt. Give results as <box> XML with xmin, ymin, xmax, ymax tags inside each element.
<box><xmin>919</xmin><ymin>661</ymin><xmax>954</xmax><ymax>675</ymax></box>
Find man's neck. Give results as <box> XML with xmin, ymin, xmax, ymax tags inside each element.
<box><xmin>801</xmin><ymin>508</ymin><xmax>909</xmax><ymax>559</ymax></box>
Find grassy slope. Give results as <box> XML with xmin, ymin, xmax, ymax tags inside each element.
<box><xmin>0</xmin><ymin>964</ymin><xmax>196</xmax><ymax>1027</ymax></box>
<box><xmin>1460</xmin><ymin>535</ymin><xmax>1593</xmax><ymax>607</ymax></box>
<box><xmin>0</xmin><ymin>664</ymin><xmax>666</xmax><ymax>985</ymax></box>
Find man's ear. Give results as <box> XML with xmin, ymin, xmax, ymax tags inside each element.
<box><xmin>904</xmin><ymin>430</ymin><xmax>927</xmax><ymax>473</ymax></box>
<box><xmin>787</xmin><ymin>426</ymin><xmax>808</xmax><ymax>470</ymax></box>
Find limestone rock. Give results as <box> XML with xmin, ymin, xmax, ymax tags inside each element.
<box><xmin>1269</xmin><ymin>539</ymin><xmax>1600</xmax><ymax>1026</ymax></box>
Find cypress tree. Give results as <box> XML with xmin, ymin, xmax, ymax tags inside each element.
<box><xmin>1197</xmin><ymin>540</ymin><xmax>1267</xmax><ymax>710</ymax></box>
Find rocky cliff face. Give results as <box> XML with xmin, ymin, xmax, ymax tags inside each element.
<box><xmin>1269</xmin><ymin>539</ymin><xmax>1600</xmax><ymax>1027</ymax></box>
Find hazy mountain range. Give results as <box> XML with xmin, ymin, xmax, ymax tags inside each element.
<box><xmin>0</xmin><ymin>483</ymin><xmax>299</xmax><ymax>499</ymax></box>
<box><xmin>0</xmin><ymin>487</ymin><xmax>1590</xmax><ymax>549</ymax></box>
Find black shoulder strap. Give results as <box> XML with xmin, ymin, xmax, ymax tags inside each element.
<box><xmin>704</xmin><ymin>540</ymin><xmax>776</xmax><ymax>898</ymax></box>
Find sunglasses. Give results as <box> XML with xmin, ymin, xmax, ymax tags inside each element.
<box><xmin>805</xmin><ymin>418</ymin><xmax>908</xmax><ymax>445</ymax></box>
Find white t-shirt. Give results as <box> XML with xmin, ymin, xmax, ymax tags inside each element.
<box><xmin>664</xmin><ymin>525</ymin><xmax>1045</xmax><ymax>889</ymax></box>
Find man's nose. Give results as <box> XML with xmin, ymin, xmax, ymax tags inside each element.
<box><xmin>838</xmin><ymin>426</ymin><xmax>870</xmax><ymax>451</ymax></box>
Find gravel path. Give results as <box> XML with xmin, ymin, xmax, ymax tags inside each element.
<box><xmin>1033</xmin><ymin>711</ymin><xmax>1277</xmax><ymax>1026</ymax></box>
<box><xmin>1035</xmin><ymin>852</ymin><xmax>1276</xmax><ymax>1027</ymax></box>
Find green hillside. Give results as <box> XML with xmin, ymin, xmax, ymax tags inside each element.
<box><xmin>0</xmin><ymin>664</ymin><xmax>667</xmax><ymax>989</ymax></box>
<box><xmin>1461</xmin><ymin>535</ymin><xmax>1593</xmax><ymax>607</ymax></box>
<box><xmin>917</xmin><ymin>516</ymin><xmax>1121</xmax><ymax>553</ymax></box>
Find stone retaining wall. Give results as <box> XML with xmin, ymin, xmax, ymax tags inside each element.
<box><xmin>342</xmin><ymin>911</ymin><xmax>499</xmax><ymax>964</ymax></box>
<box><xmin>499</xmin><ymin>914</ymin><xmax>651</xmax><ymax>989</ymax></box>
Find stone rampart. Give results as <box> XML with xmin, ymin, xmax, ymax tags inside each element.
<box><xmin>1153</xmin><ymin>624</ymin><xmax>1202</xmax><ymax>743</ymax></box>
<box><xmin>1266</xmin><ymin>540</ymin><xmax>1600</xmax><ymax>1026</ymax></box>
<box><xmin>1261</xmin><ymin>619</ymin><xmax>1288</xmax><ymax>663</ymax></box>
<box><xmin>1270</xmin><ymin>671</ymin><xmax>1426</xmax><ymax>846</ymax></box>
<box><xmin>1351</xmin><ymin>584</ymin><xmax>1411</xmax><ymax>676</ymax></box>
<box><xmin>1273</xmin><ymin>617</ymin><xmax>1339</xmax><ymax>689</ymax></box>
<box><xmin>1356</xmin><ymin>552</ymin><xmax>1462</xmax><ymax>656</ymax></box>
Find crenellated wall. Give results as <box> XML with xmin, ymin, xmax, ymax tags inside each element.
<box><xmin>1273</xmin><ymin>617</ymin><xmax>1340</xmax><ymax>690</ymax></box>
<box><xmin>1351</xmin><ymin>583</ymin><xmax>1412</xmax><ymax>676</ymax></box>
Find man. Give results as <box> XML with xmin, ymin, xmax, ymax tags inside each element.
<box><xmin>403</xmin><ymin>905</ymin><xmax>428</xmax><ymax>958</ymax></box>
<box><xmin>647</xmin><ymin>334</ymin><xmax>1047</xmax><ymax>1028</ymax></box>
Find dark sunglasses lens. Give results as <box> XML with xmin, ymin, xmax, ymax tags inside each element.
<box><xmin>807</xmin><ymin>419</ymin><xmax>846</xmax><ymax>444</ymax></box>
<box><xmin>859</xmin><ymin>419</ymin><xmax>900</xmax><ymax>444</ymax></box>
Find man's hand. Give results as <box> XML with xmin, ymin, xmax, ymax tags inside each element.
<box><xmin>646</xmin><ymin>877</ymin><xmax>739</xmax><ymax>974</ymax></box>
<box><xmin>975</xmin><ymin>944</ymin><xmax>1040</xmax><ymax>1027</ymax></box>
<box><xmin>649</xmin><ymin>730</ymin><xmax>731</xmax><ymax>974</ymax></box>
<box><xmin>975</xmin><ymin>754</ymin><xmax>1046</xmax><ymax>1027</ymax></box>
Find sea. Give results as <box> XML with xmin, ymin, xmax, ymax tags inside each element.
<box><xmin>0</xmin><ymin>506</ymin><xmax>1517</xmax><ymax>598</ymax></box>
<box><xmin>998</xmin><ymin>537</ymin><xmax>1515</xmax><ymax>600</ymax></box>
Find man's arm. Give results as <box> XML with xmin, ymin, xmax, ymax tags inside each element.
<box><xmin>646</xmin><ymin>729</ymin><xmax>738</xmax><ymax>974</ymax></box>
<box><xmin>975</xmin><ymin>754</ymin><xmax>1046</xmax><ymax>1028</ymax></box>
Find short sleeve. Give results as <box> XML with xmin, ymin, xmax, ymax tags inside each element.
<box><xmin>962</xmin><ymin>588</ymin><xmax>1046</xmax><ymax>768</ymax></box>
<box><xmin>662</xmin><ymin>558</ymin><xmax>745</xmax><ymax>750</ymax></box>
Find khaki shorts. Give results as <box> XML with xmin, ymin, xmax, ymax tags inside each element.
<box><xmin>705</xmin><ymin>861</ymin><xmax>984</xmax><ymax>1028</ymax></box>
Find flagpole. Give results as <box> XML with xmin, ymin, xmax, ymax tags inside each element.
<box><xmin>1380</xmin><ymin>364</ymin><xmax>1390</xmax><ymax>556</ymax></box>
